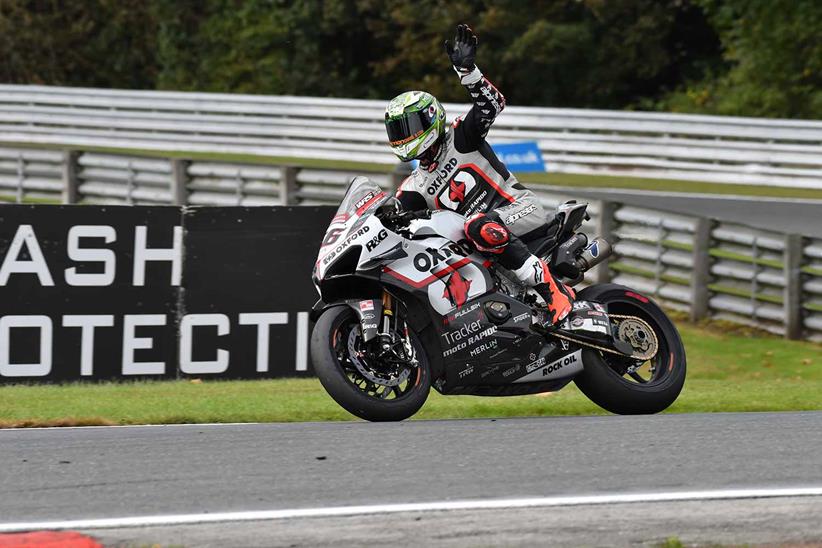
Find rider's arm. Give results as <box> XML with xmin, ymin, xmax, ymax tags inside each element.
<box><xmin>445</xmin><ymin>24</ymin><xmax>505</xmax><ymax>151</ymax></box>
<box><xmin>455</xmin><ymin>68</ymin><xmax>506</xmax><ymax>149</ymax></box>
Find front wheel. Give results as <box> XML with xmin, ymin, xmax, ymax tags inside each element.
<box><xmin>573</xmin><ymin>284</ymin><xmax>686</xmax><ymax>414</ymax></box>
<box><xmin>310</xmin><ymin>306</ymin><xmax>431</xmax><ymax>422</ymax></box>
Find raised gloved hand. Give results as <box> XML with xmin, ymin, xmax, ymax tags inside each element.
<box><xmin>444</xmin><ymin>24</ymin><xmax>477</xmax><ymax>74</ymax></box>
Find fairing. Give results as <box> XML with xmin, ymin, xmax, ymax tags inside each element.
<box><xmin>314</xmin><ymin>177</ymin><xmax>586</xmax><ymax>395</ymax></box>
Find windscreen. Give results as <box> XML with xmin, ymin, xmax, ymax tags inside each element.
<box><xmin>332</xmin><ymin>176</ymin><xmax>387</xmax><ymax>221</ymax></box>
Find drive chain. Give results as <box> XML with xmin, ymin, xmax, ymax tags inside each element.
<box><xmin>550</xmin><ymin>314</ymin><xmax>659</xmax><ymax>361</ymax></box>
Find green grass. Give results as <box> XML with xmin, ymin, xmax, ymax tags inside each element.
<box><xmin>0</xmin><ymin>320</ymin><xmax>819</xmax><ymax>428</ymax></box>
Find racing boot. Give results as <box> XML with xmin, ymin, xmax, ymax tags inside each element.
<box><xmin>513</xmin><ymin>257</ymin><xmax>574</xmax><ymax>326</ymax></box>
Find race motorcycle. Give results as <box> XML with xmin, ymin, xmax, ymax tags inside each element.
<box><xmin>310</xmin><ymin>177</ymin><xmax>686</xmax><ymax>421</ymax></box>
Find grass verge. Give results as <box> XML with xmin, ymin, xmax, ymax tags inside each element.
<box><xmin>1</xmin><ymin>320</ymin><xmax>820</xmax><ymax>428</ymax></box>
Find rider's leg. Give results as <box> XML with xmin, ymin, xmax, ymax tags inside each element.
<box><xmin>464</xmin><ymin>213</ymin><xmax>573</xmax><ymax>325</ymax></box>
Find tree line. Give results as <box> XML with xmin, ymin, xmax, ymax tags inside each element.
<box><xmin>0</xmin><ymin>0</ymin><xmax>819</xmax><ymax>119</ymax></box>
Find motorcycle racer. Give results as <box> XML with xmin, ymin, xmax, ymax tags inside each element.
<box><xmin>385</xmin><ymin>24</ymin><xmax>574</xmax><ymax>325</ymax></box>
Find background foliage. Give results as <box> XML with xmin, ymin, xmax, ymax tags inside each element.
<box><xmin>0</xmin><ymin>0</ymin><xmax>819</xmax><ymax>119</ymax></box>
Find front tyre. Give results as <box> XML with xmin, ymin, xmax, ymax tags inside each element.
<box><xmin>310</xmin><ymin>306</ymin><xmax>431</xmax><ymax>422</ymax></box>
<box><xmin>573</xmin><ymin>284</ymin><xmax>686</xmax><ymax>414</ymax></box>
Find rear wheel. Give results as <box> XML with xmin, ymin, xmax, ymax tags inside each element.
<box><xmin>573</xmin><ymin>284</ymin><xmax>686</xmax><ymax>414</ymax></box>
<box><xmin>310</xmin><ymin>306</ymin><xmax>430</xmax><ymax>422</ymax></box>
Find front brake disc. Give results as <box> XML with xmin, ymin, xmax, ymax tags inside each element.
<box><xmin>347</xmin><ymin>329</ymin><xmax>410</xmax><ymax>387</ymax></box>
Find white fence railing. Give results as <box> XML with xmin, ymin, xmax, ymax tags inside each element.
<box><xmin>2</xmin><ymin>85</ymin><xmax>822</xmax><ymax>189</ymax></box>
<box><xmin>1</xmin><ymin>144</ymin><xmax>820</xmax><ymax>343</ymax></box>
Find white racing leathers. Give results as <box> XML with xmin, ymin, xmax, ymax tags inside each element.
<box><xmin>396</xmin><ymin>66</ymin><xmax>546</xmax><ymax>239</ymax></box>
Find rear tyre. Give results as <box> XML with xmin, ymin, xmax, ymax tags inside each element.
<box><xmin>310</xmin><ymin>306</ymin><xmax>430</xmax><ymax>422</ymax></box>
<box><xmin>573</xmin><ymin>284</ymin><xmax>686</xmax><ymax>414</ymax></box>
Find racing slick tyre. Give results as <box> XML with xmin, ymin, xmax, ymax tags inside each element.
<box><xmin>311</xmin><ymin>306</ymin><xmax>431</xmax><ymax>422</ymax></box>
<box><xmin>573</xmin><ymin>284</ymin><xmax>686</xmax><ymax>415</ymax></box>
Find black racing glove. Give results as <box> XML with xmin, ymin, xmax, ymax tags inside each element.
<box><xmin>444</xmin><ymin>24</ymin><xmax>478</xmax><ymax>76</ymax></box>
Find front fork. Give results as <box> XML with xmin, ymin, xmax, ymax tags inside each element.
<box><xmin>349</xmin><ymin>291</ymin><xmax>416</xmax><ymax>365</ymax></box>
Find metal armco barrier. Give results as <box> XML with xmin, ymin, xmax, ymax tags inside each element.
<box><xmin>2</xmin><ymin>146</ymin><xmax>821</xmax><ymax>343</ymax></box>
<box><xmin>2</xmin><ymin>84</ymin><xmax>822</xmax><ymax>189</ymax></box>
<box><xmin>0</xmin><ymin>204</ymin><xmax>332</xmax><ymax>382</ymax></box>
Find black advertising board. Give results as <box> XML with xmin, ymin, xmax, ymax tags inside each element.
<box><xmin>0</xmin><ymin>204</ymin><xmax>334</xmax><ymax>383</ymax></box>
<box><xmin>182</xmin><ymin>207</ymin><xmax>331</xmax><ymax>379</ymax></box>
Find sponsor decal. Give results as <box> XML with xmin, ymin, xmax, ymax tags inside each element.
<box><xmin>502</xmin><ymin>364</ymin><xmax>521</xmax><ymax>377</ymax></box>
<box><xmin>443</xmin><ymin>341</ymin><xmax>467</xmax><ymax>357</ymax></box>
<box><xmin>514</xmin><ymin>349</ymin><xmax>583</xmax><ymax>383</ymax></box>
<box><xmin>365</xmin><ymin>229</ymin><xmax>388</xmax><ymax>252</ymax></box>
<box><xmin>444</xmin><ymin>302</ymin><xmax>481</xmax><ymax>324</ymax></box>
<box><xmin>362</xmin><ymin>323</ymin><xmax>378</xmax><ymax>330</ymax></box>
<box><xmin>322</xmin><ymin>225</ymin><xmax>371</xmax><ymax>266</ymax></box>
<box><xmin>512</xmin><ymin>312</ymin><xmax>530</xmax><ymax>324</ymax></box>
<box><xmin>480</xmin><ymin>85</ymin><xmax>501</xmax><ymax>113</ymax></box>
<box><xmin>572</xmin><ymin>301</ymin><xmax>591</xmax><ymax>311</ymax></box>
<box><xmin>464</xmin><ymin>190</ymin><xmax>489</xmax><ymax>215</ymax></box>
<box><xmin>412</xmin><ymin>242</ymin><xmax>471</xmax><ymax>273</ymax></box>
<box><xmin>468</xmin><ymin>325</ymin><xmax>497</xmax><ymax>345</ymax></box>
<box><xmin>441</xmin><ymin>319</ymin><xmax>482</xmax><ymax>346</ymax></box>
<box><xmin>438</xmin><ymin>171</ymin><xmax>476</xmax><ymax>211</ymax></box>
<box><xmin>586</xmin><ymin>240</ymin><xmax>600</xmax><ymax>258</ymax></box>
<box><xmin>526</xmin><ymin>356</ymin><xmax>546</xmax><ymax>373</ymax></box>
<box><xmin>469</xmin><ymin>339</ymin><xmax>498</xmax><ymax>357</ymax></box>
<box><xmin>480</xmin><ymin>364</ymin><xmax>501</xmax><ymax>379</ymax></box>
<box><xmin>560</xmin><ymin>339</ymin><xmax>570</xmax><ymax>351</ymax></box>
<box><xmin>541</xmin><ymin>351</ymin><xmax>579</xmax><ymax>377</ymax></box>
<box><xmin>441</xmin><ymin>320</ymin><xmax>498</xmax><ymax>347</ymax></box>
<box><xmin>504</xmin><ymin>204</ymin><xmax>537</xmax><ymax>226</ymax></box>
<box><xmin>458</xmin><ymin>364</ymin><xmax>474</xmax><ymax>379</ymax></box>
<box><xmin>425</xmin><ymin>158</ymin><xmax>458</xmax><ymax>195</ymax></box>
<box><xmin>571</xmin><ymin>316</ymin><xmax>585</xmax><ymax>328</ymax></box>
<box><xmin>359</xmin><ymin>301</ymin><xmax>374</xmax><ymax>311</ymax></box>
<box><xmin>354</xmin><ymin>192</ymin><xmax>376</xmax><ymax>210</ymax></box>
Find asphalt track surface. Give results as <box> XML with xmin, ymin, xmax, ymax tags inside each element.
<box><xmin>2</xmin><ymin>412</ymin><xmax>822</xmax><ymax>546</ymax></box>
<box><xmin>552</xmin><ymin>188</ymin><xmax>822</xmax><ymax>237</ymax></box>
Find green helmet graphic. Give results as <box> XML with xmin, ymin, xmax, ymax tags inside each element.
<box><xmin>385</xmin><ymin>91</ymin><xmax>447</xmax><ymax>162</ymax></box>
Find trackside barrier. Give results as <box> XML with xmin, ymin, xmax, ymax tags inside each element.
<box><xmin>2</xmin><ymin>84</ymin><xmax>822</xmax><ymax>189</ymax></box>
<box><xmin>1</xmin><ymin>145</ymin><xmax>820</xmax><ymax>343</ymax></box>
<box><xmin>0</xmin><ymin>205</ymin><xmax>331</xmax><ymax>383</ymax></box>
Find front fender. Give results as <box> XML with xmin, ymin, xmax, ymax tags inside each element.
<box><xmin>310</xmin><ymin>298</ymin><xmax>382</xmax><ymax>343</ymax></box>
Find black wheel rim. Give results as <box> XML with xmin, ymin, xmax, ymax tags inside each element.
<box><xmin>331</xmin><ymin>318</ymin><xmax>423</xmax><ymax>401</ymax></box>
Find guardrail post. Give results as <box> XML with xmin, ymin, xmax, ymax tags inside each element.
<box><xmin>280</xmin><ymin>165</ymin><xmax>298</xmax><ymax>205</ymax></box>
<box><xmin>391</xmin><ymin>162</ymin><xmax>413</xmax><ymax>191</ymax></box>
<box><xmin>594</xmin><ymin>200</ymin><xmax>616</xmax><ymax>284</ymax></box>
<box><xmin>784</xmin><ymin>233</ymin><xmax>804</xmax><ymax>340</ymax></box>
<box><xmin>16</xmin><ymin>152</ymin><xmax>25</xmax><ymax>203</ymax></box>
<box><xmin>690</xmin><ymin>217</ymin><xmax>712</xmax><ymax>321</ymax></box>
<box><xmin>61</xmin><ymin>150</ymin><xmax>80</xmax><ymax>204</ymax></box>
<box><xmin>170</xmin><ymin>159</ymin><xmax>189</xmax><ymax>206</ymax></box>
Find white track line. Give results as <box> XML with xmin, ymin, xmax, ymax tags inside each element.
<box><xmin>2</xmin><ymin>487</ymin><xmax>822</xmax><ymax>532</ymax></box>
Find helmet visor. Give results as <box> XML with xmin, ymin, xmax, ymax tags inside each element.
<box><xmin>386</xmin><ymin>110</ymin><xmax>434</xmax><ymax>147</ymax></box>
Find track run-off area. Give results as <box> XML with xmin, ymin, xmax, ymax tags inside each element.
<box><xmin>2</xmin><ymin>412</ymin><xmax>822</xmax><ymax>546</ymax></box>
